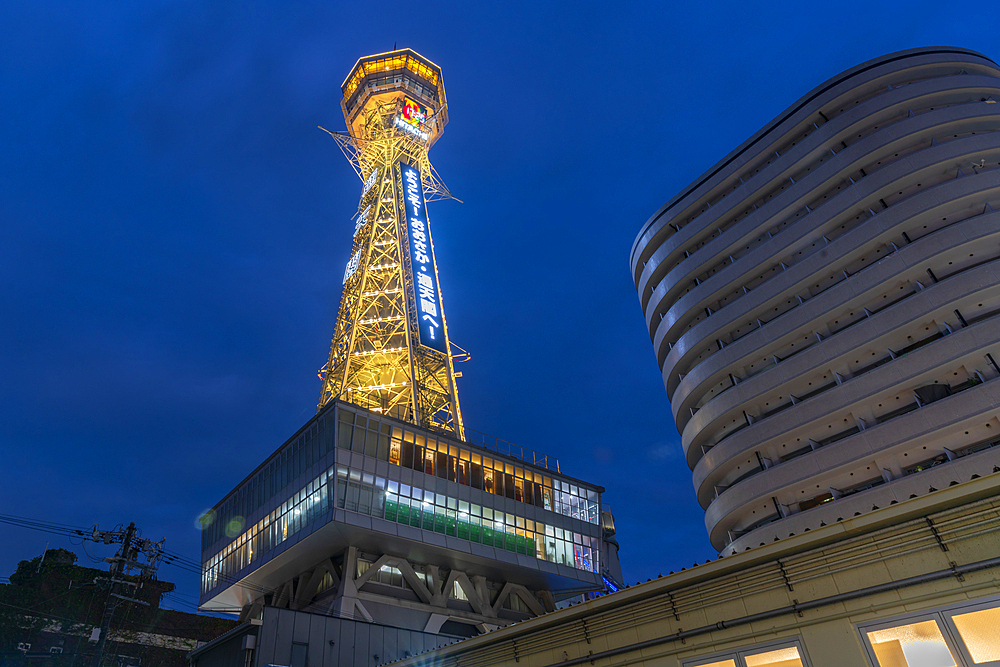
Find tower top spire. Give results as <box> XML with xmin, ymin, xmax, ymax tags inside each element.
<box><xmin>340</xmin><ymin>48</ymin><xmax>448</xmax><ymax>148</ymax></box>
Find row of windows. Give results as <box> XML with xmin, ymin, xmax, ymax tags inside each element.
<box><xmin>683</xmin><ymin>596</ymin><xmax>1000</xmax><ymax>666</ymax></box>
<box><xmin>202</xmin><ymin>406</ymin><xmax>599</xmax><ymax>584</ymax></box>
<box><xmin>204</xmin><ymin>404</ymin><xmax>596</xmax><ymax>559</ymax></box>
<box><xmin>202</xmin><ymin>419</ymin><xmax>330</xmax><ymax>550</ymax></box>
<box><xmin>202</xmin><ymin>465</ymin><xmax>334</xmax><ymax>594</ymax></box>
<box><xmin>684</xmin><ymin>641</ymin><xmax>806</xmax><ymax>667</ymax></box>
<box><xmin>339</xmin><ymin>409</ymin><xmax>600</xmax><ymax>524</ymax></box>
<box><xmin>343</xmin><ymin>54</ymin><xmax>439</xmax><ymax>104</ymax></box>
<box><xmin>337</xmin><ymin>466</ymin><xmax>600</xmax><ymax>575</ymax></box>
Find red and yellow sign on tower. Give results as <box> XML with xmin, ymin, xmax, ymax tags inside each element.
<box><xmin>318</xmin><ymin>49</ymin><xmax>465</xmax><ymax>436</ymax></box>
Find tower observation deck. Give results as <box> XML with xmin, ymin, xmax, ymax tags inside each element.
<box><xmin>318</xmin><ymin>48</ymin><xmax>464</xmax><ymax>437</ymax></box>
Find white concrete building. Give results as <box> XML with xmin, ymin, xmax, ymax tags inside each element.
<box><xmin>631</xmin><ymin>46</ymin><xmax>1000</xmax><ymax>554</ymax></box>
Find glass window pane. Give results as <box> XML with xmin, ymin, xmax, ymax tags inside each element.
<box><xmin>744</xmin><ymin>646</ymin><xmax>803</xmax><ymax>666</ymax></box>
<box><xmin>867</xmin><ymin>620</ymin><xmax>957</xmax><ymax>667</ymax></box>
<box><xmin>952</xmin><ymin>606</ymin><xmax>1000</xmax><ymax>663</ymax></box>
<box><xmin>691</xmin><ymin>660</ymin><xmax>736</xmax><ymax>667</ymax></box>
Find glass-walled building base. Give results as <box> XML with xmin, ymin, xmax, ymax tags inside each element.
<box><xmin>197</xmin><ymin>400</ymin><xmax>616</xmax><ymax>635</ymax></box>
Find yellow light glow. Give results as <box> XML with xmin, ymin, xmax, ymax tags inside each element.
<box><xmin>320</xmin><ymin>50</ymin><xmax>462</xmax><ymax>437</ymax></box>
<box><xmin>868</xmin><ymin>620</ymin><xmax>956</xmax><ymax>667</ymax></box>
<box><xmin>952</xmin><ymin>606</ymin><xmax>1000</xmax><ymax>663</ymax></box>
<box><xmin>744</xmin><ymin>646</ymin><xmax>803</xmax><ymax>667</ymax></box>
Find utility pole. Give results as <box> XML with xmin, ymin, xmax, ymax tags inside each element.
<box><xmin>88</xmin><ymin>522</ymin><xmax>162</xmax><ymax>667</ymax></box>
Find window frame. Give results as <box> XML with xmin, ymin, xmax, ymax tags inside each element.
<box><xmin>681</xmin><ymin>637</ymin><xmax>811</xmax><ymax>667</ymax></box>
<box><xmin>941</xmin><ymin>598</ymin><xmax>1000</xmax><ymax>667</ymax></box>
<box><xmin>856</xmin><ymin>594</ymin><xmax>1000</xmax><ymax>667</ymax></box>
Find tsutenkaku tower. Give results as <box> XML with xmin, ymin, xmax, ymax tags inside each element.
<box><xmin>318</xmin><ymin>48</ymin><xmax>465</xmax><ymax>436</ymax></box>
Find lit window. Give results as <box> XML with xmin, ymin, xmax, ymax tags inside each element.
<box><xmin>950</xmin><ymin>606</ymin><xmax>1000</xmax><ymax>664</ymax></box>
<box><xmin>683</xmin><ymin>640</ymin><xmax>807</xmax><ymax>667</ymax></box>
<box><xmin>744</xmin><ymin>646</ymin><xmax>804</xmax><ymax>666</ymax></box>
<box><xmin>866</xmin><ymin>620</ymin><xmax>957</xmax><ymax>666</ymax></box>
<box><xmin>859</xmin><ymin>601</ymin><xmax>1000</xmax><ymax>667</ymax></box>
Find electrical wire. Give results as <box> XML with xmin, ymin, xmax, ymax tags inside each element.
<box><xmin>68</xmin><ymin>582</ymin><xmax>99</xmax><ymax>667</ymax></box>
<box><xmin>105</xmin><ymin>590</ymin><xmax>137</xmax><ymax>665</ymax></box>
<box><xmin>0</xmin><ymin>599</ymin><xmax>83</xmax><ymax>626</ymax></box>
<box><xmin>0</xmin><ymin>512</ymin><xmax>281</xmax><ymax>602</ymax></box>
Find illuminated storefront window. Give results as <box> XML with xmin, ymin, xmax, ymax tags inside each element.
<box><xmin>866</xmin><ymin>620</ymin><xmax>957</xmax><ymax>667</ymax></box>
<box><xmin>951</xmin><ymin>606</ymin><xmax>1000</xmax><ymax>663</ymax></box>
<box><xmin>684</xmin><ymin>640</ymin><xmax>807</xmax><ymax>667</ymax></box>
<box><xmin>859</xmin><ymin>599</ymin><xmax>1000</xmax><ymax>666</ymax></box>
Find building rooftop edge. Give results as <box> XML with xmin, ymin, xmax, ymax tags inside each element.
<box><xmin>385</xmin><ymin>471</ymin><xmax>1000</xmax><ymax>665</ymax></box>
<box><xmin>205</xmin><ymin>399</ymin><xmax>601</xmax><ymax>514</ymax></box>
<box><xmin>628</xmin><ymin>45</ymin><xmax>996</xmax><ymax>272</ymax></box>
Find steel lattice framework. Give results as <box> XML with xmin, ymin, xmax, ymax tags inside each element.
<box><xmin>317</xmin><ymin>50</ymin><xmax>464</xmax><ymax>436</ymax></box>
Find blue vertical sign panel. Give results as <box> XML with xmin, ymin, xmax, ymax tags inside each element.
<box><xmin>400</xmin><ymin>162</ymin><xmax>448</xmax><ymax>354</ymax></box>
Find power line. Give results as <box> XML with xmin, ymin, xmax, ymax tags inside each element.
<box><xmin>0</xmin><ymin>512</ymin><xmax>281</xmax><ymax>602</ymax></box>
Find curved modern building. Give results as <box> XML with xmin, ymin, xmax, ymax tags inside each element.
<box><xmin>632</xmin><ymin>47</ymin><xmax>1000</xmax><ymax>554</ymax></box>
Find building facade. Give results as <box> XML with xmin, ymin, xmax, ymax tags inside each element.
<box><xmin>630</xmin><ymin>46</ymin><xmax>1000</xmax><ymax>554</ymax></box>
<box><xmin>384</xmin><ymin>46</ymin><xmax>1000</xmax><ymax>667</ymax></box>
<box><xmin>199</xmin><ymin>399</ymin><xmax>614</xmax><ymax>636</ymax></box>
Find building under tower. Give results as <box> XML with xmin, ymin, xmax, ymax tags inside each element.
<box><xmin>191</xmin><ymin>49</ymin><xmax>622</xmax><ymax>667</ymax></box>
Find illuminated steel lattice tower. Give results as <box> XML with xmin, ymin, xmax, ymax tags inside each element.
<box><xmin>318</xmin><ymin>49</ymin><xmax>464</xmax><ymax>436</ymax></box>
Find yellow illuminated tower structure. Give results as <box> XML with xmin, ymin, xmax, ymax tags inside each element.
<box><xmin>318</xmin><ymin>49</ymin><xmax>465</xmax><ymax>436</ymax></box>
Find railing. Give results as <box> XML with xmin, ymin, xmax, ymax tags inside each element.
<box><xmin>460</xmin><ymin>425</ymin><xmax>561</xmax><ymax>473</ymax></box>
<box><xmin>338</xmin><ymin>397</ymin><xmax>561</xmax><ymax>473</ymax></box>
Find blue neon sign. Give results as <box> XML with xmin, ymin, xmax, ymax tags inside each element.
<box><xmin>400</xmin><ymin>162</ymin><xmax>447</xmax><ymax>354</ymax></box>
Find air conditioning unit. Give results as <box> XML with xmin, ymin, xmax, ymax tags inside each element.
<box><xmin>17</xmin><ymin>643</ymin><xmax>30</xmax><ymax>652</ymax></box>
<box><xmin>50</xmin><ymin>647</ymin><xmax>64</xmax><ymax>654</ymax></box>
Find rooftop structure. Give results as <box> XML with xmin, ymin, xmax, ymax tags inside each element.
<box><xmin>630</xmin><ymin>46</ymin><xmax>1000</xmax><ymax>553</ymax></box>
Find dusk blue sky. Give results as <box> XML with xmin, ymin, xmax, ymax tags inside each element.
<box><xmin>3</xmin><ymin>1</ymin><xmax>999</xmax><ymax>613</ymax></box>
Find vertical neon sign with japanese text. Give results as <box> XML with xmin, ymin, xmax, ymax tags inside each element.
<box><xmin>400</xmin><ymin>162</ymin><xmax>448</xmax><ymax>354</ymax></box>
